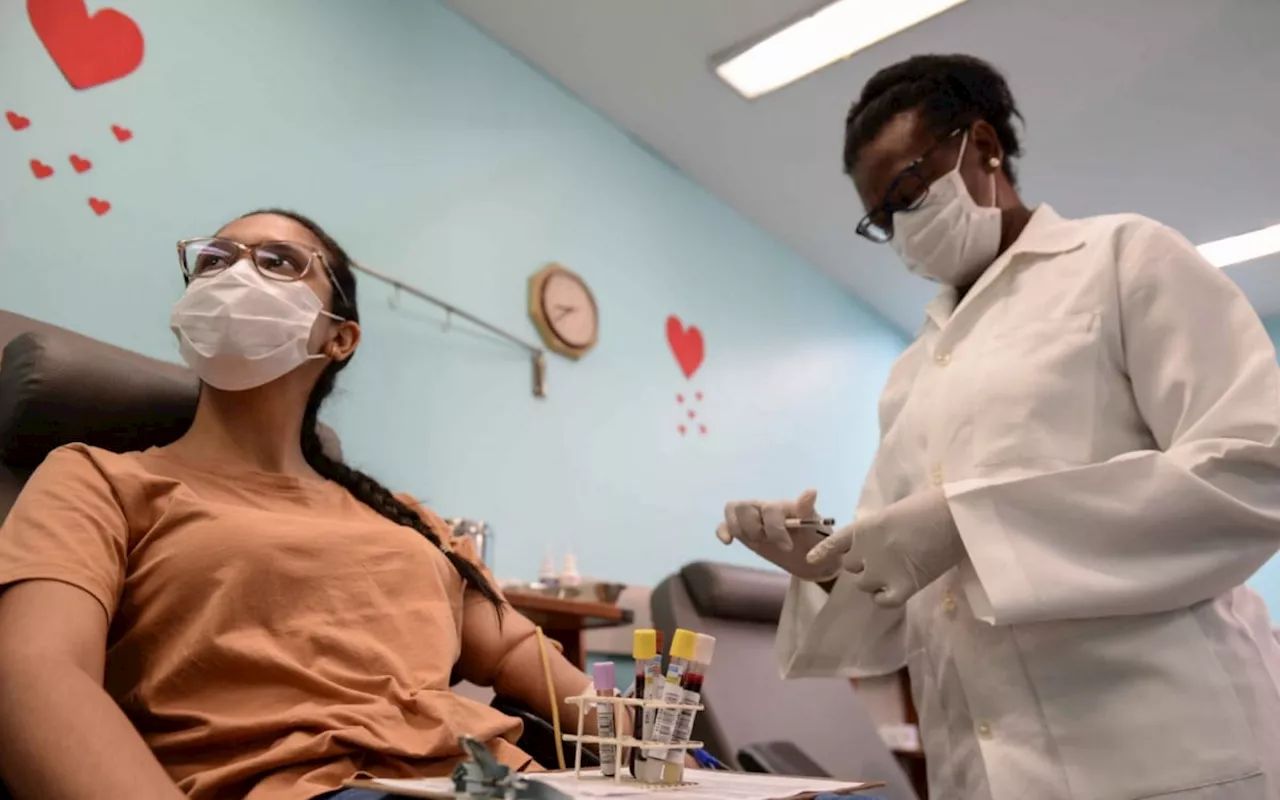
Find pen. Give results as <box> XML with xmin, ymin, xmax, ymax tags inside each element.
<box><xmin>691</xmin><ymin>749</ymin><xmax>727</xmax><ymax>770</ymax></box>
<box><xmin>716</xmin><ymin>517</ymin><xmax>835</xmax><ymax>544</ymax></box>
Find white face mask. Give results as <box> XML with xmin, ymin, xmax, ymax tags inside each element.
<box><xmin>170</xmin><ymin>260</ymin><xmax>341</xmax><ymax>391</ymax></box>
<box><xmin>890</xmin><ymin>131</ymin><xmax>1002</xmax><ymax>287</ymax></box>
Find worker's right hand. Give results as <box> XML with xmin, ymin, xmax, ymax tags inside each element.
<box><xmin>717</xmin><ymin>490</ymin><xmax>841</xmax><ymax>582</ymax></box>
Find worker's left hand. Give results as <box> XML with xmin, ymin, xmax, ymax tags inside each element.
<box><xmin>805</xmin><ymin>488</ymin><xmax>965</xmax><ymax>608</ymax></box>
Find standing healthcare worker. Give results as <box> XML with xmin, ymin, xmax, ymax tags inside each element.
<box><xmin>719</xmin><ymin>55</ymin><xmax>1280</xmax><ymax>800</ymax></box>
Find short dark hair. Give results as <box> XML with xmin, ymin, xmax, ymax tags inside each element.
<box><xmin>843</xmin><ymin>54</ymin><xmax>1025</xmax><ymax>184</ymax></box>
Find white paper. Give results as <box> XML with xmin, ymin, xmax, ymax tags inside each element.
<box><xmin>528</xmin><ymin>769</ymin><xmax>875</xmax><ymax>799</ymax></box>
<box><xmin>357</xmin><ymin>769</ymin><xmax>875</xmax><ymax>800</ymax></box>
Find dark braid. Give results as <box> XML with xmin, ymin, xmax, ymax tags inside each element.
<box><xmin>239</xmin><ymin>208</ymin><xmax>505</xmax><ymax>613</ymax></box>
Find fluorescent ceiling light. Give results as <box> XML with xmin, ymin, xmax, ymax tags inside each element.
<box><xmin>714</xmin><ymin>0</ymin><xmax>969</xmax><ymax>99</ymax></box>
<box><xmin>1197</xmin><ymin>223</ymin><xmax>1280</xmax><ymax>268</ymax></box>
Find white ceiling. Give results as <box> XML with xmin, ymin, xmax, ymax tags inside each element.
<box><xmin>444</xmin><ymin>0</ymin><xmax>1280</xmax><ymax>333</ymax></box>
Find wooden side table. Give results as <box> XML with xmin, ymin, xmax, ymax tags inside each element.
<box><xmin>506</xmin><ymin>592</ymin><xmax>634</xmax><ymax>670</ymax></box>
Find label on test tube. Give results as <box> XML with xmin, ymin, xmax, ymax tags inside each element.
<box><xmin>646</xmin><ymin>629</ymin><xmax>696</xmax><ymax>766</ymax></box>
<box><xmin>662</xmin><ymin>633</ymin><xmax>716</xmax><ymax>783</ymax></box>
<box><xmin>592</xmin><ymin>662</ymin><xmax>618</xmax><ymax>777</ymax></box>
<box><xmin>630</xmin><ymin>630</ymin><xmax>661</xmax><ymax>776</ymax></box>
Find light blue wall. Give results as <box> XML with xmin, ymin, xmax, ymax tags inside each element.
<box><xmin>0</xmin><ymin>1</ymin><xmax>906</xmax><ymax>585</ymax></box>
<box><xmin>1254</xmin><ymin>318</ymin><xmax>1280</xmax><ymax>617</ymax></box>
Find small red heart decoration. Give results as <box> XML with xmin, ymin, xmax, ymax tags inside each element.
<box><xmin>111</xmin><ymin>123</ymin><xmax>132</xmax><ymax>142</ymax></box>
<box><xmin>30</xmin><ymin>159</ymin><xmax>54</xmax><ymax>179</ymax></box>
<box><xmin>88</xmin><ymin>197</ymin><xmax>111</xmax><ymax>215</ymax></box>
<box><xmin>666</xmin><ymin>315</ymin><xmax>705</xmax><ymax>380</ymax></box>
<box><xmin>69</xmin><ymin>153</ymin><xmax>92</xmax><ymax>173</ymax></box>
<box><xmin>28</xmin><ymin>0</ymin><xmax>145</xmax><ymax>91</ymax></box>
<box><xmin>6</xmin><ymin>111</ymin><xmax>31</xmax><ymax>130</ymax></box>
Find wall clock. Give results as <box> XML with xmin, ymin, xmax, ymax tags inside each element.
<box><xmin>528</xmin><ymin>263</ymin><xmax>599</xmax><ymax>360</ymax></box>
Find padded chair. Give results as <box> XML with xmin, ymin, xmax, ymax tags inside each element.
<box><xmin>0</xmin><ymin>309</ymin><xmax>581</xmax><ymax>795</ymax></box>
<box><xmin>651</xmin><ymin>561</ymin><xmax>918</xmax><ymax>800</ymax></box>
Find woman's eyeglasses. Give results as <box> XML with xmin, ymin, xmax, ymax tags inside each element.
<box><xmin>856</xmin><ymin>128</ymin><xmax>963</xmax><ymax>244</ymax></box>
<box><xmin>175</xmin><ymin>237</ymin><xmax>349</xmax><ymax>305</ymax></box>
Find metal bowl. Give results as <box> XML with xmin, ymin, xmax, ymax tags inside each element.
<box><xmin>591</xmin><ymin>581</ymin><xmax>626</xmax><ymax>604</ymax></box>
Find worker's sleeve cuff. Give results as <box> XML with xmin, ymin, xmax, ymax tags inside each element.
<box><xmin>946</xmin><ymin>477</ymin><xmax>1039</xmax><ymax>625</ymax></box>
<box><xmin>776</xmin><ymin>573</ymin><xmax>906</xmax><ymax>679</ymax></box>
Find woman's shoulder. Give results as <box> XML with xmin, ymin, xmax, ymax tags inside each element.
<box><xmin>27</xmin><ymin>444</ymin><xmax>186</xmax><ymax>508</ymax></box>
<box><xmin>41</xmin><ymin>442</ymin><xmax>170</xmax><ymax>479</ymax></box>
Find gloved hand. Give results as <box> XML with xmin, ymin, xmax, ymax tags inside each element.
<box><xmin>806</xmin><ymin>488</ymin><xmax>965</xmax><ymax>608</ymax></box>
<box><xmin>717</xmin><ymin>490</ymin><xmax>842</xmax><ymax>582</ymax></box>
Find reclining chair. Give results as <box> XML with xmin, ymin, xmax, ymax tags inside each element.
<box><xmin>0</xmin><ymin>310</ymin><xmax>584</xmax><ymax>797</ymax></box>
<box><xmin>652</xmin><ymin>561</ymin><xmax>918</xmax><ymax>800</ymax></box>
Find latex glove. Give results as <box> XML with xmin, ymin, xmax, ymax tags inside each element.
<box><xmin>806</xmin><ymin>488</ymin><xmax>965</xmax><ymax>608</ymax></box>
<box><xmin>717</xmin><ymin>490</ymin><xmax>842</xmax><ymax>582</ymax></box>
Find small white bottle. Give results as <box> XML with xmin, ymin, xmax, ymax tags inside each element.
<box><xmin>560</xmin><ymin>552</ymin><xmax>582</xmax><ymax>588</ymax></box>
<box><xmin>539</xmin><ymin>550</ymin><xmax>559</xmax><ymax>590</ymax></box>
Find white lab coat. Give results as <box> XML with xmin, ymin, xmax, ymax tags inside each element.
<box><xmin>778</xmin><ymin>206</ymin><xmax>1280</xmax><ymax>800</ymax></box>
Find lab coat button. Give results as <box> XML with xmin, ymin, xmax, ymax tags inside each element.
<box><xmin>934</xmin><ymin>351</ymin><xmax>951</xmax><ymax>366</ymax></box>
<box><xmin>977</xmin><ymin>721</ymin><xmax>993</xmax><ymax>739</ymax></box>
<box><xmin>941</xmin><ymin>591</ymin><xmax>957</xmax><ymax>614</ymax></box>
<box><xmin>930</xmin><ymin>465</ymin><xmax>945</xmax><ymax>486</ymax></box>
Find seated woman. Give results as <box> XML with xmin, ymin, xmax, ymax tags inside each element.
<box><xmin>0</xmin><ymin>210</ymin><xmax>618</xmax><ymax>800</ymax></box>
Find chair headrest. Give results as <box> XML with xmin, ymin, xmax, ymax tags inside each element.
<box><xmin>679</xmin><ymin>561</ymin><xmax>789</xmax><ymax>624</ymax></box>
<box><xmin>0</xmin><ymin>331</ymin><xmax>198</xmax><ymax>467</ymax></box>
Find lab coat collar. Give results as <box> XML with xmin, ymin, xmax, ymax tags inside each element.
<box><xmin>922</xmin><ymin>204</ymin><xmax>1085</xmax><ymax>329</ymax></box>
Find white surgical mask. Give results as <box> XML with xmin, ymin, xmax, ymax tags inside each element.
<box><xmin>170</xmin><ymin>260</ymin><xmax>340</xmax><ymax>391</ymax></box>
<box><xmin>890</xmin><ymin>131</ymin><xmax>1002</xmax><ymax>286</ymax></box>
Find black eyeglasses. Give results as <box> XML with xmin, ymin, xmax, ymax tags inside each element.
<box><xmin>856</xmin><ymin>128</ymin><xmax>963</xmax><ymax>244</ymax></box>
<box><xmin>176</xmin><ymin>237</ymin><xmax>350</xmax><ymax>306</ymax></box>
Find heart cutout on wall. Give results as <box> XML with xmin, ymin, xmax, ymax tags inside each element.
<box><xmin>666</xmin><ymin>315</ymin><xmax>704</xmax><ymax>379</ymax></box>
<box><xmin>28</xmin><ymin>0</ymin><xmax>145</xmax><ymax>90</ymax></box>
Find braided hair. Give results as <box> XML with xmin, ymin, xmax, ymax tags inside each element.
<box><xmin>238</xmin><ymin>208</ymin><xmax>506</xmax><ymax>613</ymax></box>
<box><xmin>843</xmin><ymin>54</ymin><xmax>1025</xmax><ymax>184</ymax></box>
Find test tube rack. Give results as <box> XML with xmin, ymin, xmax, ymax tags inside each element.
<box><xmin>563</xmin><ymin>694</ymin><xmax>704</xmax><ymax>786</ymax></box>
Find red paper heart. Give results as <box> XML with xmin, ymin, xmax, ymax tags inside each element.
<box><xmin>30</xmin><ymin>159</ymin><xmax>53</xmax><ymax>179</ymax></box>
<box><xmin>88</xmin><ymin>197</ymin><xmax>111</xmax><ymax>215</ymax></box>
<box><xmin>111</xmin><ymin>123</ymin><xmax>132</xmax><ymax>142</ymax></box>
<box><xmin>69</xmin><ymin>153</ymin><xmax>92</xmax><ymax>173</ymax></box>
<box><xmin>28</xmin><ymin>0</ymin><xmax>145</xmax><ymax>91</ymax></box>
<box><xmin>6</xmin><ymin>111</ymin><xmax>31</xmax><ymax>130</ymax></box>
<box><xmin>666</xmin><ymin>315</ymin><xmax>704</xmax><ymax>379</ymax></box>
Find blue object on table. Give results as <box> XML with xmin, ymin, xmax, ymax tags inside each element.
<box><xmin>691</xmin><ymin>748</ymin><xmax>728</xmax><ymax>770</ymax></box>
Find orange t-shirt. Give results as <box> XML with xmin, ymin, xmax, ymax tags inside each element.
<box><xmin>0</xmin><ymin>444</ymin><xmax>534</xmax><ymax>800</ymax></box>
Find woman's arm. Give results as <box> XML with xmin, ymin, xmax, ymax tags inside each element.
<box><xmin>456</xmin><ymin>594</ymin><xmax>626</xmax><ymax>738</ymax></box>
<box><xmin>394</xmin><ymin>499</ymin><xmax>621</xmax><ymax>737</ymax></box>
<box><xmin>0</xmin><ymin>581</ymin><xmax>185</xmax><ymax>800</ymax></box>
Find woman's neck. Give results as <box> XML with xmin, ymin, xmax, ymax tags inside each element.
<box><xmin>998</xmin><ymin>203</ymin><xmax>1034</xmax><ymax>256</ymax></box>
<box><xmin>956</xmin><ymin>203</ymin><xmax>1034</xmax><ymax>300</ymax></box>
<box><xmin>169</xmin><ymin>381</ymin><xmax>316</xmax><ymax>477</ymax></box>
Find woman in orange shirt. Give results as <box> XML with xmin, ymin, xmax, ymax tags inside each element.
<box><xmin>0</xmin><ymin>209</ymin><xmax>613</xmax><ymax>800</ymax></box>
